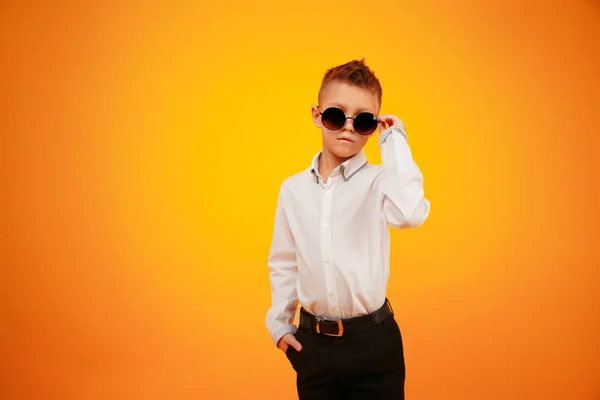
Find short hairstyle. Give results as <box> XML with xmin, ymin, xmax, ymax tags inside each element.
<box><xmin>318</xmin><ymin>58</ymin><xmax>383</xmax><ymax>107</ymax></box>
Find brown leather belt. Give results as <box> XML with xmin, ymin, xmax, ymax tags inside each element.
<box><xmin>299</xmin><ymin>298</ymin><xmax>394</xmax><ymax>337</ymax></box>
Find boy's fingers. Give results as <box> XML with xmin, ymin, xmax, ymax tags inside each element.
<box><xmin>277</xmin><ymin>335</ymin><xmax>290</xmax><ymax>351</ymax></box>
<box><xmin>287</xmin><ymin>335</ymin><xmax>303</xmax><ymax>352</ymax></box>
<box><xmin>378</xmin><ymin>115</ymin><xmax>392</xmax><ymax>131</ymax></box>
<box><xmin>378</xmin><ymin>114</ymin><xmax>404</xmax><ymax>130</ymax></box>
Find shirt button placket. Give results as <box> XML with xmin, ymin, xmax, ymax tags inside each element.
<box><xmin>321</xmin><ymin>182</ymin><xmax>338</xmax><ymax>316</ymax></box>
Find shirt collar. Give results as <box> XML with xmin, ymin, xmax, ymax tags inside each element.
<box><xmin>310</xmin><ymin>150</ymin><xmax>368</xmax><ymax>183</ymax></box>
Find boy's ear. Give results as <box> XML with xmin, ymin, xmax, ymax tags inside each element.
<box><xmin>311</xmin><ymin>105</ymin><xmax>322</xmax><ymax>128</ymax></box>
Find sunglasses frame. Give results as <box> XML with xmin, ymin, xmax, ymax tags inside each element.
<box><xmin>317</xmin><ymin>106</ymin><xmax>380</xmax><ymax>136</ymax></box>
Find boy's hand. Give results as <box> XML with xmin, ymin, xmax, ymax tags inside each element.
<box><xmin>378</xmin><ymin>114</ymin><xmax>405</xmax><ymax>132</ymax></box>
<box><xmin>277</xmin><ymin>333</ymin><xmax>303</xmax><ymax>353</ymax></box>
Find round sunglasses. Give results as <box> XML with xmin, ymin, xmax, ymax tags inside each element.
<box><xmin>318</xmin><ymin>107</ymin><xmax>379</xmax><ymax>135</ymax></box>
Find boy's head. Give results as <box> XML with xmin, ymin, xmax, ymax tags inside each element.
<box><xmin>311</xmin><ymin>59</ymin><xmax>383</xmax><ymax>160</ymax></box>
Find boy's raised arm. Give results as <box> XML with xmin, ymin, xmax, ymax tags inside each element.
<box><xmin>265</xmin><ymin>185</ymin><xmax>299</xmax><ymax>346</ymax></box>
<box><xmin>377</xmin><ymin>120</ymin><xmax>430</xmax><ymax>229</ymax></box>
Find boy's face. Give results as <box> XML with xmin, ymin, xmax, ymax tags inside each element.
<box><xmin>311</xmin><ymin>81</ymin><xmax>380</xmax><ymax>160</ymax></box>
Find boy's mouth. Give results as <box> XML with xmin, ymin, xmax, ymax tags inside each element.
<box><xmin>337</xmin><ymin>137</ymin><xmax>354</xmax><ymax>143</ymax></box>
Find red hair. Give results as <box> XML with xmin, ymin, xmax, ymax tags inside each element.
<box><xmin>318</xmin><ymin>58</ymin><xmax>383</xmax><ymax>106</ymax></box>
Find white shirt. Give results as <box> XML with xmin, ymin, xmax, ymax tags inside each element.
<box><xmin>265</xmin><ymin>125</ymin><xmax>430</xmax><ymax>346</ymax></box>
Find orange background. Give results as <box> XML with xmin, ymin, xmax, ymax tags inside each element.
<box><xmin>1</xmin><ymin>1</ymin><xmax>599</xmax><ymax>399</ymax></box>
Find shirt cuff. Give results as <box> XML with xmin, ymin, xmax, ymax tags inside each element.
<box><xmin>272</xmin><ymin>324</ymin><xmax>298</xmax><ymax>346</ymax></box>
<box><xmin>379</xmin><ymin>125</ymin><xmax>408</xmax><ymax>146</ymax></box>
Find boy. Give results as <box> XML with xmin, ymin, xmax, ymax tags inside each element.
<box><xmin>265</xmin><ymin>59</ymin><xmax>430</xmax><ymax>399</ymax></box>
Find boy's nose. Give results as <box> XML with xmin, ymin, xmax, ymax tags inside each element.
<box><xmin>343</xmin><ymin>118</ymin><xmax>355</xmax><ymax>133</ymax></box>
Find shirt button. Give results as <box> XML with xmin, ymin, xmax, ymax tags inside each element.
<box><xmin>325</xmin><ymin>190</ymin><xmax>332</xmax><ymax>195</ymax></box>
<box><xmin>322</xmin><ymin>222</ymin><xmax>328</xmax><ymax>228</ymax></box>
<box><xmin>328</xmin><ymin>291</ymin><xmax>334</xmax><ymax>297</ymax></box>
<box><xmin>324</xmin><ymin>258</ymin><xmax>330</xmax><ymax>263</ymax></box>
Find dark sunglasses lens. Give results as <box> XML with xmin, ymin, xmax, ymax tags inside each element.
<box><xmin>321</xmin><ymin>108</ymin><xmax>346</xmax><ymax>130</ymax></box>
<box><xmin>354</xmin><ymin>113</ymin><xmax>378</xmax><ymax>134</ymax></box>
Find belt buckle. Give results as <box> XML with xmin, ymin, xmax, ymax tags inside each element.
<box><xmin>315</xmin><ymin>317</ymin><xmax>344</xmax><ymax>337</ymax></box>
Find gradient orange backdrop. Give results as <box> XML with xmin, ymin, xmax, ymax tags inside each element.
<box><xmin>1</xmin><ymin>1</ymin><xmax>599</xmax><ymax>399</ymax></box>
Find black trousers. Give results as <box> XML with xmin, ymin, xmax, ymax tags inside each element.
<box><xmin>285</xmin><ymin>313</ymin><xmax>405</xmax><ymax>399</ymax></box>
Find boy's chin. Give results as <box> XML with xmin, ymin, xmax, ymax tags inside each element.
<box><xmin>330</xmin><ymin>146</ymin><xmax>361</xmax><ymax>159</ymax></box>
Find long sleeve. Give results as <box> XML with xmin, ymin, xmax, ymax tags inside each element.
<box><xmin>265</xmin><ymin>184</ymin><xmax>299</xmax><ymax>346</ymax></box>
<box><xmin>378</xmin><ymin>125</ymin><xmax>430</xmax><ymax>228</ymax></box>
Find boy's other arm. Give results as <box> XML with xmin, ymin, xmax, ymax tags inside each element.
<box><xmin>265</xmin><ymin>186</ymin><xmax>301</xmax><ymax>348</ymax></box>
<box><xmin>376</xmin><ymin>117</ymin><xmax>430</xmax><ymax>229</ymax></box>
